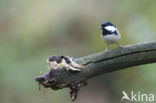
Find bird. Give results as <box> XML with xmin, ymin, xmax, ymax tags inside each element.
<box><xmin>100</xmin><ymin>21</ymin><xmax>121</xmax><ymax>51</ymax></box>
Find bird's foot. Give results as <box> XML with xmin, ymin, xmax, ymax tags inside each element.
<box><xmin>118</xmin><ymin>44</ymin><xmax>123</xmax><ymax>50</ymax></box>
<box><xmin>105</xmin><ymin>48</ymin><xmax>108</xmax><ymax>52</ymax></box>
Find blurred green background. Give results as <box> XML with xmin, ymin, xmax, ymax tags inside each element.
<box><xmin>0</xmin><ymin>0</ymin><xmax>156</xmax><ymax>103</ymax></box>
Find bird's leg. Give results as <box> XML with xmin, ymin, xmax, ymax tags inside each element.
<box><xmin>117</xmin><ymin>42</ymin><xmax>123</xmax><ymax>49</ymax></box>
<box><xmin>62</xmin><ymin>59</ymin><xmax>81</xmax><ymax>71</ymax></box>
<box><xmin>105</xmin><ymin>43</ymin><xmax>109</xmax><ymax>52</ymax></box>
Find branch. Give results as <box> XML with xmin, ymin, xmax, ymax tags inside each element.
<box><xmin>35</xmin><ymin>41</ymin><xmax>156</xmax><ymax>100</ymax></box>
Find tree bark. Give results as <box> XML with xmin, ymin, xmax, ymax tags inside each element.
<box><xmin>35</xmin><ymin>41</ymin><xmax>156</xmax><ymax>90</ymax></box>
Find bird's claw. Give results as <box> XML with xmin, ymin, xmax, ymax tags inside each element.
<box><xmin>105</xmin><ymin>48</ymin><xmax>108</xmax><ymax>52</ymax></box>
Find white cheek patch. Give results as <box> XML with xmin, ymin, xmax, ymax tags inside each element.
<box><xmin>105</xmin><ymin>26</ymin><xmax>117</xmax><ymax>32</ymax></box>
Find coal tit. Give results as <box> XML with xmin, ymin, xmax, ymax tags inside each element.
<box><xmin>101</xmin><ymin>21</ymin><xmax>121</xmax><ymax>51</ymax></box>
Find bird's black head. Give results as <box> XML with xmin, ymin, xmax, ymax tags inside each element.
<box><xmin>101</xmin><ymin>21</ymin><xmax>114</xmax><ymax>29</ymax></box>
<box><xmin>100</xmin><ymin>21</ymin><xmax>118</xmax><ymax>36</ymax></box>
